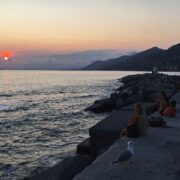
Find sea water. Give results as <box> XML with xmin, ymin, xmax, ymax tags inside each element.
<box><xmin>0</xmin><ymin>70</ymin><xmax>178</xmax><ymax>179</ymax></box>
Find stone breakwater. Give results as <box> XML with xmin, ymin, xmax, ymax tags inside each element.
<box><xmin>24</xmin><ymin>73</ymin><xmax>180</xmax><ymax>180</ymax></box>
<box><xmin>74</xmin><ymin>112</ymin><xmax>180</xmax><ymax>180</ymax></box>
<box><xmin>74</xmin><ymin>92</ymin><xmax>180</xmax><ymax>180</ymax></box>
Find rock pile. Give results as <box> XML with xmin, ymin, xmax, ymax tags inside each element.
<box><xmin>86</xmin><ymin>73</ymin><xmax>177</xmax><ymax>113</ymax></box>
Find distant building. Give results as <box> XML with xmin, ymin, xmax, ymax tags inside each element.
<box><xmin>152</xmin><ymin>66</ymin><xmax>158</xmax><ymax>74</ymax></box>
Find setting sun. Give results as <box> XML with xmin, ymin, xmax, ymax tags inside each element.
<box><xmin>4</xmin><ymin>56</ymin><xmax>9</xmax><ymax>61</ymax></box>
<box><xmin>0</xmin><ymin>51</ymin><xmax>14</xmax><ymax>61</ymax></box>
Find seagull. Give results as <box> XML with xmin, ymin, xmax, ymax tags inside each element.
<box><xmin>112</xmin><ymin>141</ymin><xmax>134</xmax><ymax>164</ymax></box>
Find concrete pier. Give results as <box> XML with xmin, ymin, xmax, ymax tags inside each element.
<box><xmin>74</xmin><ymin>111</ymin><xmax>180</xmax><ymax>180</ymax></box>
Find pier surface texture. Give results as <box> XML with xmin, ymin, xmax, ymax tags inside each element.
<box><xmin>74</xmin><ymin>93</ymin><xmax>180</xmax><ymax>180</ymax></box>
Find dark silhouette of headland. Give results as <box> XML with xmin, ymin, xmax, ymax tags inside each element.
<box><xmin>83</xmin><ymin>43</ymin><xmax>180</xmax><ymax>71</ymax></box>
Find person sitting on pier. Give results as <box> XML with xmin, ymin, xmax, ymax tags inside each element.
<box><xmin>120</xmin><ymin>103</ymin><xmax>149</xmax><ymax>138</ymax></box>
<box><xmin>158</xmin><ymin>91</ymin><xmax>170</xmax><ymax>115</ymax></box>
<box><xmin>163</xmin><ymin>100</ymin><xmax>176</xmax><ymax>117</ymax></box>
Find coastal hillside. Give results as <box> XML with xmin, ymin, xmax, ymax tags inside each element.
<box><xmin>83</xmin><ymin>43</ymin><xmax>180</xmax><ymax>71</ymax></box>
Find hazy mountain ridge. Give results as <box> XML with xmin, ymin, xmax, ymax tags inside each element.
<box><xmin>0</xmin><ymin>50</ymin><xmax>129</xmax><ymax>70</ymax></box>
<box><xmin>83</xmin><ymin>43</ymin><xmax>180</xmax><ymax>71</ymax></box>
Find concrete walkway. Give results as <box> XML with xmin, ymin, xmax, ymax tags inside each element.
<box><xmin>74</xmin><ymin>111</ymin><xmax>180</xmax><ymax>180</ymax></box>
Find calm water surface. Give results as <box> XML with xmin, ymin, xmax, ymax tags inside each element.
<box><xmin>0</xmin><ymin>70</ymin><xmax>178</xmax><ymax>179</ymax></box>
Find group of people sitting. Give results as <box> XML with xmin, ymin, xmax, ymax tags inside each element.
<box><xmin>158</xmin><ymin>91</ymin><xmax>176</xmax><ymax>117</ymax></box>
<box><xmin>120</xmin><ymin>91</ymin><xmax>177</xmax><ymax>139</ymax></box>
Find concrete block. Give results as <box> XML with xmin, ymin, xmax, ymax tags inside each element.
<box><xmin>76</xmin><ymin>138</ymin><xmax>91</xmax><ymax>156</ymax></box>
<box><xmin>24</xmin><ymin>155</ymin><xmax>92</xmax><ymax>180</ymax></box>
<box><xmin>89</xmin><ymin>110</ymin><xmax>132</xmax><ymax>156</ymax></box>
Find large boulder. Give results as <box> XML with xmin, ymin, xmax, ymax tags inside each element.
<box><xmin>142</xmin><ymin>88</ymin><xmax>176</xmax><ymax>102</ymax></box>
<box><xmin>24</xmin><ymin>155</ymin><xmax>92</xmax><ymax>180</ymax></box>
<box><xmin>124</xmin><ymin>94</ymin><xmax>142</xmax><ymax>105</ymax></box>
<box><xmin>76</xmin><ymin>138</ymin><xmax>91</xmax><ymax>156</ymax></box>
<box><xmin>114</xmin><ymin>97</ymin><xmax>124</xmax><ymax>109</ymax></box>
<box><xmin>85</xmin><ymin>98</ymin><xmax>115</xmax><ymax>113</ymax></box>
<box><xmin>120</xmin><ymin>102</ymin><xmax>157</xmax><ymax>116</ymax></box>
<box><xmin>89</xmin><ymin>110</ymin><xmax>132</xmax><ymax>157</ymax></box>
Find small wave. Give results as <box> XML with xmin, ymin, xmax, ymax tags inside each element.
<box><xmin>58</xmin><ymin>91</ymin><xmax>66</xmax><ymax>94</ymax></box>
<box><xmin>23</xmin><ymin>90</ymin><xmax>66</xmax><ymax>96</ymax></box>
<box><xmin>0</xmin><ymin>105</ymin><xmax>9</xmax><ymax>111</ymax></box>
<box><xmin>1</xmin><ymin>103</ymin><xmax>39</xmax><ymax>113</ymax></box>
<box><xmin>68</xmin><ymin>121</ymin><xmax>80</xmax><ymax>126</ymax></box>
<box><xmin>0</xmin><ymin>163</ymin><xmax>18</xmax><ymax>177</ymax></box>
<box><xmin>0</xmin><ymin>94</ymin><xmax>14</xmax><ymax>97</ymax></box>
<box><xmin>0</xmin><ymin>164</ymin><xmax>12</xmax><ymax>171</ymax></box>
<box><xmin>73</xmin><ymin>94</ymin><xmax>96</xmax><ymax>99</ymax></box>
<box><xmin>3</xmin><ymin>106</ymin><xmax>29</xmax><ymax>112</ymax></box>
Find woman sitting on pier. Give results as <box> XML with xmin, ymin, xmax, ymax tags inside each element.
<box><xmin>120</xmin><ymin>103</ymin><xmax>149</xmax><ymax>138</ymax></box>
<box><xmin>158</xmin><ymin>91</ymin><xmax>170</xmax><ymax>115</ymax></box>
<box><xmin>163</xmin><ymin>100</ymin><xmax>176</xmax><ymax>117</ymax></box>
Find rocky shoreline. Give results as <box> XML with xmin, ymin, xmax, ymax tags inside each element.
<box><xmin>24</xmin><ymin>72</ymin><xmax>180</xmax><ymax>180</ymax></box>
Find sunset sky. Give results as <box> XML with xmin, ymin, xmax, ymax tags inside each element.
<box><xmin>0</xmin><ymin>0</ymin><xmax>180</xmax><ymax>53</ymax></box>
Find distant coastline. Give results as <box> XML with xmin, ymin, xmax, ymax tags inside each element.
<box><xmin>83</xmin><ymin>43</ymin><xmax>180</xmax><ymax>71</ymax></box>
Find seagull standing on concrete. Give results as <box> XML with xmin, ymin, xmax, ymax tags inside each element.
<box><xmin>112</xmin><ymin>141</ymin><xmax>134</xmax><ymax>164</ymax></box>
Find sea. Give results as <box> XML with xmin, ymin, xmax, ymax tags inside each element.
<box><xmin>0</xmin><ymin>70</ymin><xmax>179</xmax><ymax>180</ymax></box>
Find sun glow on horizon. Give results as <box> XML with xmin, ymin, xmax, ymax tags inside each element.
<box><xmin>4</xmin><ymin>56</ymin><xmax>9</xmax><ymax>61</ymax></box>
<box><xmin>0</xmin><ymin>51</ymin><xmax>14</xmax><ymax>61</ymax></box>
